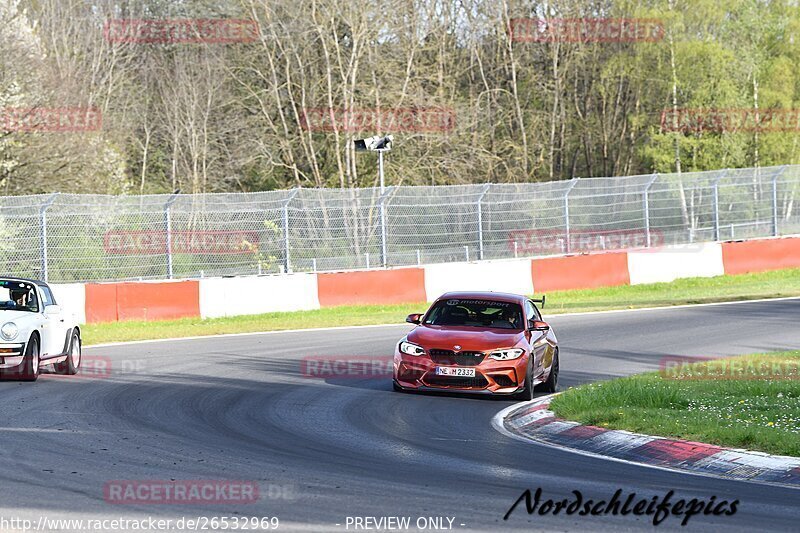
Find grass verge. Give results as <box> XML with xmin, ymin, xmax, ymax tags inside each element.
<box><xmin>83</xmin><ymin>267</ymin><xmax>800</xmax><ymax>345</ymax></box>
<box><xmin>549</xmin><ymin>351</ymin><xmax>800</xmax><ymax>457</ymax></box>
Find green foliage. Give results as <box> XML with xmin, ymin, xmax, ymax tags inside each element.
<box><xmin>551</xmin><ymin>351</ymin><xmax>800</xmax><ymax>456</ymax></box>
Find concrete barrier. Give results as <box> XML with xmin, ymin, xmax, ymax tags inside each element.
<box><xmin>722</xmin><ymin>237</ymin><xmax>800</xmax><ymax>275</ymax></box>
<box><xmin>531</xmin><ymin>252</ymin><xmax>630</xmax><ymax>292</ymax></box>
<box><xmin>71</xmin><ymin>235</ymin><xmax>800</xmax><ymax>324</ymax></box>
<box><xmin>85</xmin><ymin>280</ymin><xmax>200</xmax><ymax>323</ymax></box>
<box><xmin>423</xmin><ymin>259</ymin><xmax>534</xmax><ymax>302</ymax></box>
<box><xmin>199</xmin><ymin>274</ymin><xmax>319</xmax><ymax>319</ymax></box>
<box><xmin>317</xmin><ymin>268</ymin><xmax>426</xmax><ymax>307</ymax></box>
<box><xmin>627</xmin><ymin>243</ymin><xmax>725</xmax><ymax>285</ymax></box>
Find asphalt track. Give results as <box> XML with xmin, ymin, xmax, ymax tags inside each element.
<box><xmin>1</xmin><ymin>298</ymin><xmax>799</xmax><ymax>532</ymax></box>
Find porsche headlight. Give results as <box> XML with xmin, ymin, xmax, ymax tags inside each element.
<box><xmin>488</xmin><ymin>348</ymin><xmax>524</xmax><ymax>361</ymax></box>
<box><xmin>1</xmin><ymin>322</ymin><xmax>18</xmax><ymax>341</ymax></box>
<box><xmin>399</xmin><ymin>340</ymin><xmax>425</xmax><ymax>356</ymax></box>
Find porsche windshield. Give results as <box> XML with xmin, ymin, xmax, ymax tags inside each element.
<box><xmin>0</xmin><ymin>280</ymin><xmax>39</xmax><ymax>313</ymax></box>
<box><xmin>423</xmin><ymin>299</ymin><xmax>523</xmax><ymax>330</ymax></box>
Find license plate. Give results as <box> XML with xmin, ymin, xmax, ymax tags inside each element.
<box><xmin>435</xmin><ymin>366</ymin><xmax>476</xmax><ymax>377</ymax></box>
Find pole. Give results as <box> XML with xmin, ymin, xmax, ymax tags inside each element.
<box><xmin>477</xmin><ymin>184</ymin><xmax>491</xmax><ymax>260</ymax></box>
<box><xmin>283</xmin><ymin>188</ymin><xmax>300</xmax><ymax>273</ymax></box>
<box><xmin>39</xmin><ymin>193</ymin><xmax>59</xmax><ymax>282</ymax></box>
<box><xmin>378</xmin><ymin>150</ymin><xmax>385</xmax><ymax>193</ymax></box>
<box><xmin>378</xmin><ymin>186</ymin><xmax>393</xmax><ymax>267</ymax></box>
<box><xmin>643</xmin><ymin>173</ymin><xmax>658</xmax><ymax>247</ymax></box>
<box><xmin>164</xmin><ymin>192</ymin><xmax>179</xmax><ymax>279</ymax></box>
<box><xmin>712</xmin><ymin>172</ymin><xmax>725</xmax><ymax>242</ymax></box>
<box><xmin>772</xmin><ymin>165</ymin><xmax>787</xmax><ymax>237</ymax></box>
<box><xmin>564</xmin><ymin>178</ymin><xmax>579</xmax><ymax>253</ymax></box>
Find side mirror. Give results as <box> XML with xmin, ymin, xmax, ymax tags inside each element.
<box><xmin>529</xmin><ymin>320</ymin><xmax>550</xmax><ymax>331</ymax></box>
<box><xmin>406</xmin><ymin>313</ymin><xmax>423</xmax><ymax>325</ymax></box>
<box><xmin>44</xmin><ymin>304</ymin><xmax>62</xmax><ymax>315</ymax></box>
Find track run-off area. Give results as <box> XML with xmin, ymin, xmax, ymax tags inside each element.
<box><xmin>1</xmin><ymin>298</ymin><xmax>799</xmax><ymax>532</ymax></box>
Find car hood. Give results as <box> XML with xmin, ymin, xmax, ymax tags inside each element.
<box><xmin>0</xmin><ymin>310</ymin><xmax>38</xmax><ymax>323</ymax></box>
<box><xmin>407</xmin><ymin>325</ymin><xmax>524</xmax><ymax>351</ymax></box>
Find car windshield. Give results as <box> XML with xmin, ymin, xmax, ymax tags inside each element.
<box><xmin>423</xmin><ymin>298</ymin><xmax>523</xmax><ymax>330</ymax></box>
<box><xmin>0</xmin><ymin>280</ymin><xmax>39</xmax><ymax>313</ymax></box>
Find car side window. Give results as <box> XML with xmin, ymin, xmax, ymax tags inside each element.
<box><xmin>40</xmin><ymin>286</ymin><xmax>56</xmax><ymax>306</ymax></box>
<box><xmin>526</xmin><ymin>300</ymin><xmax>542</xmax><ymax>321</ymax></box>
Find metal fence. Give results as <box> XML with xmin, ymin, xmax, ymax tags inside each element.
<box><xmin>3</xmin><ymin>165</ymin><xmax>799</xmax><ymax>283</ymax></box>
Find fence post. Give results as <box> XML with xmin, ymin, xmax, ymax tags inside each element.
<box><xmin>477</xmin><ymin>184</ymin><xmax>491</xmax><ymax>260</ymax></box>
<box><xmin>712</xmin><ymin>171</ymin><xmax>726</xmax><ymax>242</ymax></box>
<box><xmin>163</xmin><ymin>193</ymin><xmax>179</xmax><ymax>279</ymax></box>
<box><xmin>39</xmin><ymin>193</ymin><xmax>59</xmax><ymax>282</ymax></box>
<box><xmin>643</xmin><ymin>173</ymin><xmax>658</xmax><ymax>247</ymax></box>
<box><xmin>282</xmin><ymin>188</ymin><xmax>300</xmax><ymax>273</ymax></box>
<box><xmin>772</xmin><ymin>165</ymin><xmax>787</xmax><ymax>237</ymax></box>
<box><xmin>563</xmin><ymin>178</ymin><xmax>580</xmax><ymax>253</ymax></box>
<box><xmin>378</xmin><ymin>186</ymin><xmax>394</xmax><ymax>267</ymax></box>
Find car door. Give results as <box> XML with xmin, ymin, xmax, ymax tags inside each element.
<box><xmin>526</xmin><ymin>300</ymin><xmax>555</xmax><ymax>376</ymax></box>
<box><xmin>39</xmin><ymin>285</ymin><xmax>69</xmax><ymax>357</ymax></box>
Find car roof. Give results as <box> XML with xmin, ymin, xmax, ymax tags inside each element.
<box><xmin>435</xmin><ymin>291</ymin><xmax>528</xmax><ymax>304</ymax></box>
<box><xmin>0</xmin><ymin>276</ymin><xmax>48</xmax><ymax>288</ymax></box>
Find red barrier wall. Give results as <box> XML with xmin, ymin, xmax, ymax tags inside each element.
<box><xmin>531</xmin><ymin>252</ymin><xmax>630</xmax><ymax>292</ymax></box>
<box><xmin>317</xmin><ymin>268</ymin><xmax>426</xmax><ymax>307</ymax></box>
<box><xmin>85</xmin><ymin>281</ymin><xmax>200</xmax><ymax>323</ymax></box>
<box><xmin>721</xmin><ymin>237</ymin><xmax>800</xmax><ymax>275</ymax></box>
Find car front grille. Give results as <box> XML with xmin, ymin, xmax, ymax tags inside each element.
<box><xmin>423</xmin><ymin>373</ymin><xmax>489</xmax><ymax>389</ymax></box>
<box><xmin>428</xmin><ymin>349</ymin><xmax>486</xmax><ymax>366</ymax></box>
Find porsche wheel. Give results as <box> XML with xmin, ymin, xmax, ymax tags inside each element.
<box><xmin>54</xmin><ymin>331</ymin><xmax>81</xmax><ymax>375</ymax></box>
<box><xmin>20</xmin><ymin>335</ymin><xmax>40</xmax><ymax>381</ymax></box>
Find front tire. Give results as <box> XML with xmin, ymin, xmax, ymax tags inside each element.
<box><xmin>536</xmin><ymin>350</ymin><xmax>559</xmax><ymax>393</ymax></box>
<box><xmin>54</xmin><ymin>331</ymin><xmax>81</xmax><ymax>375</ymax></box>
<box><xmin>512</xmin><ymin>357</ymin><xmax>534</xmax><ymax>401</ymax></box>
<box><xmin>19</xmin><ymin>336</ymin><xmax>40</xmax><ymax>381</ymax></box>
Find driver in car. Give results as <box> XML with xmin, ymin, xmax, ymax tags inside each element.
<box><xmin>10</xmin><ymin>288</ymin><xmax>34</xmax><ymax>309</ymax></box>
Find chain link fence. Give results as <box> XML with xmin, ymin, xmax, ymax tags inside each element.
<box><xmin>2</xmin><ymin>165</ymin><xmax>799</xmax><ymax>282</ymax></box>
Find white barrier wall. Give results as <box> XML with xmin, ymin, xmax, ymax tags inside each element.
<box><xmin>423</xmin><ymin>259</ymin><xmax>535</xmax><ymax>302</ymax></box>
<box><xmin>198</xmin><ymin>274</ymin><xmax>320</xmax><ymax>319</ymax></box>
<box><xmin>50</xmin><ymin>283</ymin><xmax>87</xmax><ymax>325</ymax></box>
<box><xmin>627</xmin><ymin>243</ymin><xmax>725</xmax><ymax>285</ymax></box>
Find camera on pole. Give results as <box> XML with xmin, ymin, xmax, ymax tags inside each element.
<box><xmin>354</xmin><ymin>134</ymin><xmax>393</xmax><ymax>152</ymax></box>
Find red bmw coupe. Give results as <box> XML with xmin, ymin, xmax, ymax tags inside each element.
<box><xmin>393</xmin><ymin>292</ymin><xmax>559</xmax><ymax>400</ymax></box>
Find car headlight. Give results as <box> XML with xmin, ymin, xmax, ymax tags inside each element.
<box><xmin>1</xmin><ymin>322</ymin><xmax>18</xmax><ymax>341</ymax></box>
<box><xmin>399</xmin><ymin>340</ymin><xmax>425</xmax><ymax>356</ymax></box>
<box><xmin>488</xmin><ymin>348</ymin><xmax>524</xmax><ymax>361</ymax></box>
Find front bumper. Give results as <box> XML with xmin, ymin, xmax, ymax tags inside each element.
<box><xmin>393</xmin><ymin>349</ymin><xmax>541</xmax><ymax>394</ymax></box>
<box><xmin>0</xmin><ymin>342</ymin><xmax>25</xmax><ymax>369</ymax></box>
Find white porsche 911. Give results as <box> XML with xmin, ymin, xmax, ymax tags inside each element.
<box><xmin>0</xmin><ymin>277</ymin><xmax>81</xmax><ymax>381</ymax></box>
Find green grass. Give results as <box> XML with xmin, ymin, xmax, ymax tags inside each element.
<box><xmin>549</xmin><ymin>351</ymin><xmax>800</xmax><ymax>457</ymax></box>
<box><xmin>83</xmin><ymin>268</ymin><xmax>800</xmax><ymax>346</ymax></box>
